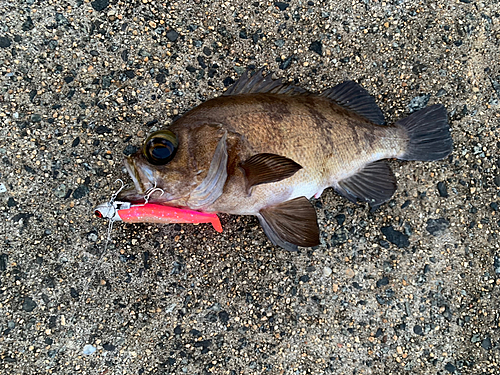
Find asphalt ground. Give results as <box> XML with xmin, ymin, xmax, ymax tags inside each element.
<box><xmin>0</xmin><ymin>0</ymin><xmax>499</xmax><ymax>374</ymax></box>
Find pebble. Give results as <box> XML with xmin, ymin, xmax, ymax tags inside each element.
<box><xmin>22</xmin><ymin>297</ymin><xmax>37</xmax><ymax>312</ymax></box>
<box><xmin>323</xmin><ymin>267</ymin><xmax>332</xmax><ymax>277</ymax></box>
<box><xmin>331</xmin><ymin>227</ymin><xmax>349</xmax><ymax>246</ymax></box>
<box><xmin>83</xmin><ymin>344</ymin><xmax>97</xmax><ymax>355</ymax></box>
<box><xmin>407</xmin><ymin>94</ymin><xmax>431</xmax><ymax>113</ymax></box>
<box><xmin>494</xmin><ymin>256</ymin><xmax>500</xmax><ymax>274</ymax></box>
<box><xmin>437</xmin><ymin>181</ymin><xmax>449</xmax><ymax>197</ymax></box>
<box><xmin>0</xmin><ymin>183</ymin><xmax>7</xmax><ymax>193</ymax></box>
<box><xmin>274</xmin><ymin>2</ymin><xmax>289</xmax><ymax>11</ymax></box>
<box><xmin>123</xmin><ymin>145</ymin><xmax>139</xmax><ymax>156</ymax></box>
<box><xmin>73</xmin><ymin>185</ymin><xmax>89</xmax><ymax>199</ymax></box>
<box><xmin>413</xmin><ymin>325</ymin><xmax>423</xmax><ymax>335</ymax></box>
<box><xmin>166</xmin><ymin>30</ymin><xmax>179</xmax><ymax>42</ymax></box>
<box><xmin>0</xmin><ymin>36</ymin><xmax>11</xmax><ymax>48</ymax></box>
<box><xmin>309</xmin><ymin>41</ymin><xmax>323</xmax><ymax>56</ymax></box>
<box><xmin>376</xmin><ymin>277</ymin><xmax>389</xmax><ymax>288</ymax></box>
<box><xmin>22</xmin><ymin>16</ymin><xmax>34</xmax><ymax>32</ymax></box>
<box><xmin>53</xmin><ymin>184</ymin><xmax>67</xmax><ymax>198</ymax></box>
<box><xmin>91</xmin><ymin>0</ymin><xmax>109</xmax><ymax>12</ymax></box>
<box><xmin>103</xmin><ymin>342</ymin><xmax>116</xmax><ymax>351</ymax></box>
<box><xmin>380</xmin><ymin>225</ymin><xmax>409</xmax><ymax>248</ymax></box>
<box><xmin>0</xmin><ymin>254</ymin><xmax>7</xmax><ymax>271</ymax></box>
<box><xmin>481</xmin><ymin>337</ymin><xmax>492</xmax><ymax>350</ymax></box>
<box><xmin>444</xmin><ymin>363</ymin><xmax>456</xmax><ymax>373</ymax></box>
<box><xmin>426</xmin><ymin>218</ymin><xmax>450</xmax><ymax>236</ymax></box>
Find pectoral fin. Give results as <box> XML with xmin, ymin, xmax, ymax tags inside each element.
<box><xmin>258</xmin><ymin>197</ymin><xmax>320</xmax><ymax>251</ymax></box>
<box><xmin>336</xmin><ymin>160</ymin><xmax>397</xmax><ymax>208</ymax></box>
<box><xmin>239</xmin><ymin>153</ymin><xmax>302</xmax><ymax>194</ymax></box>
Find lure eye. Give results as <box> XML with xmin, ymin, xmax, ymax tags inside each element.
<box><xmin>143</xmin><ymin>130</ymin><xmax>178</xmax><ymax>165</ymax></box>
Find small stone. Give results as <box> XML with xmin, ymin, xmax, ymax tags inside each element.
<box><xmin>436</xmin><ymin>88</ymin><xmax>447</xmax><ymax>97</ymax></box>
<box><xmin>31</xmin><ymin>114</ymin><xmax>42</xmax><ymax>122</ymax></box>
<box><xmin>345</xmin><ymin>268</ymin><xmax>355</xmax><ymax>278</ymax></box>
<box><xmin>103</xmin><ymin>343</ymin><xmax>116</xmax><ymax>351</ymax></box>
<box><xmin>54</xmin><ymin>184</ymin><xmax>67</xmax><ymax>198</ymax></box>
<box><xmin>91</xmin><ymin>0</ymin><xmax>109</xmax><ymax>12</ymax></box>
<box><xmin>22</xmin><ymin>17</ymin><xmax>34</xmax><ymax>32</ymax></box>
<box><xmin>7</xmin><ymin>197</ymin><xmax>17</xmax><ymax>207</ymax></box>
<box><xmin>426</xmin><ymin>218</ymin><xmax>449</xmax><ymax>236</ymax></box>
<box><xmin>83</xmin><ymin>344</ymin><xmax>96</xmax><ymax>355</ymax></box>
<box><xmin>437</xmin><ymin>181</ymin><xmax>448</xmax><ymax>197</ymax></box>
<box><xmin>95</xmin><ymin>125</ymin><xmax>112</xmax><ymax>134</ymax></box>
<box><xmin>444</xmin><ymin>363</ymin><xmax>456</xmax><ymax>373</ymax></box>
<box><xmin>494</xmin><ymin>175</ymin><xmax>500</xmax><ymax>187</ymax></box>
<box><xmin>376</xmin><ymin>277</ymin><xmax>389</xmax><ymax>288</ymax></box>
<box><xmin>70</xmin><ymin>287</ymin><xmax>79</xmax><ymax>299</ymax></box>
<box><xmin>494</xmin><ymin>256</ymin><xmax>500</xmax><ymax>274</ymax></box>
<box><xmin>174</xmin><ymin>325</ymin><xmax>182</xmax><ymax>334</ymax></box>
<box><xmin>156</xmin><ymin>73</ymin><xmax>166</xmax><ymax>84</ymax></box>
<box><xmin>279</xmin><ymin>55</ymin><xmax>293</xmax><ymax>70</ymax></box>
<box><xmin>323</xmin><ymin>267</ymin><xmax>332</xmax><ymax>277</ymax></box>
<box><xmin>73</xmin><ymin>185</ymin><xmax>89</xmax><ymax>199</ymax></box>
<box><xmin>166</xmin><ymin>30</ymin><xmax>179</xmax><ymax>42</ymax></box>
<box><xmin>413</xmin><ymin>325</ymin><xmax>423</xmax><ymax>335</ymax></box>
<box><xmin>71</xmin><ymin>137</ymin><xmax>80</xmax><ymax>147</ymax></box>
<box><xmin>223</xmin><ymin>76</ymin><xmax>235</xmax><ymax>87</ymax></box>
<box><xmin>274</xmin><ymin>2</ymin><xmax>289</xmax><ymax>11</ymax></box>
<box><xmin>123</xmin><ymin>145</ymin><xmax>138</xmax><ymax>156</ymax></box>
<box><xmin>299</xmin><ymin>275</ymin><xmax>310</xmax><ymax>283</ymax></box>
<box><xmin>0</xmin><ymin>36</ymin><xmax>11</xmax><ymax>48</ymax></box>
<box><xmin>102</xmin><ymin>76</ymin><xmax>111</xmax><ymax>88</ymax></box>
<box><xmin>331</xmin><ymin>227</ymin><xmax>348</xmax><ymax>246</ymax></box>
<box><xmin>218</xmin><ymin>310</ymin><xmax>229</xmax><ymax>323</ymax></box>
<box><xmin>481</xmin><ymin>337</ymin><xmax>492</xmax><ymax>350</ymax></box>
<box><xmin>309</xmin><ymin>40</ymin><xmax>323</xmax><ymax>56</ymax></box>
<box><xmin>124</xmin><ymin>70</ymin><xmax>135</xmax><ymax>79</ymax></box>
<box><xmin>0</xmin><ymin>183</ymin><xmax>7</xmax><ymax>193</ymax></box>
<box><xmin>203</xmin><ymin>47</ymin><xmax>212</xmax><ymax>56</ymax></box>
<box><xmin>22</xmin><ymin>297</ymin><xmax>37</xmax><ymax>312</ymax></box>
<box><xmin>407</xmin><ymin>94</ymin><xmax>431</xmax><ymax>113</ymax></box>
<box><xmin>0</xmin><ymin>253</ymin><xmax>8</xmax><ymax>271</ymax></box>
<box><xmin>381</xmin><ymin>226</ymin><xmax>409</xmax><ymax>248</ymax></box>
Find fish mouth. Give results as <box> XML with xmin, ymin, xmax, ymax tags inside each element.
<box><xmin>116</xmin><ymin>157</ymin><xmax>174</xmax><ymax>204</ymax></box>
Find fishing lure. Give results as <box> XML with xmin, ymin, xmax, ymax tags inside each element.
<box><xmin>94</xmin><ymin>201</ymin><xmax>223</xmax><ymax>233</ymax></box>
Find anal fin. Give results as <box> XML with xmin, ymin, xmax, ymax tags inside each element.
<box><xmin>336</xmin><ymin>160</ymin><xmax>397</xmax><ymax>208</ymax></box>
<box><xmin>258</xmin><ymin>197</ymin><xmax>320</xmax><ymax>251</ymax></box>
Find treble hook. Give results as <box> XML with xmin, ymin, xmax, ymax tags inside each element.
<box><xmin>109</xmin><ymin>179</ymin><xmax>126</xmax><ymax>203</ymax></box>
<box><xmin>143</xmin><ymin>182</ymin><xmax>165</xmax><ymax>205</ymax></box>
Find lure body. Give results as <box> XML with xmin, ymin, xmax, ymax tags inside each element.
<box><xmin>94</xmin><ymin>202</ymin><xmax>223</xmax><ymax>233</ymax></box>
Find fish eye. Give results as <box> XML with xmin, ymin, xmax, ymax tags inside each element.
<box><xmin>143</xmin><ymin>130</ymin><xmax>178</xmax><ymax>165</ymax></box>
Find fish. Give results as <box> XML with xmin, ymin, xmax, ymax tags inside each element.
<box><xmin>116</xmin><ymin>69</ymin><xmax>453</xmax><ymax>251</ymax></box>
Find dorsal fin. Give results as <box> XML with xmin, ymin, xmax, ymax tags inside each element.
<box><xmin>319</xmin><ymin>81</ymin><xmax>386</xmax><ymax>125</ymax></box>
<box><xmin>223</xmin><ymin>69</ymin><xmax>308</xmax><ymax>96</ymax></box>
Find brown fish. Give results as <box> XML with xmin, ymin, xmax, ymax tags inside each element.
<box><xmin>117</xmin><ymin>70</ymin><xmax>452</xmax><ymax>251</ymax></box>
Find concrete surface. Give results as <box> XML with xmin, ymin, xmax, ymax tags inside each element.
<box><xmin>1</xmin><ymin>0</ymin><xmax>499</xmax><ymax>374</ymax></box>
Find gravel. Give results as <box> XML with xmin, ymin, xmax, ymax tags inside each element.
<box><xmin>1</xmin><ymin>0</ymin><xmax>499</xmax><ymax>374</ymax></box>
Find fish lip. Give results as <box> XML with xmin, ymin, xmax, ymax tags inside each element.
<box><xmin>118</xmin><ymin>157</ymin><xmax>177</xmax><ymax>204</ymax></box>
<box><xmin>123</xmin><ymin>157</ymin><xmax>145</xmax><ymax>196</ymax></box>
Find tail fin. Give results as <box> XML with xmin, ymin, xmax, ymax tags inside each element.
<box><xmin>397</xmin><ymin>104</ymin><xmax>452</xmax><ymax>161</ymax></box>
